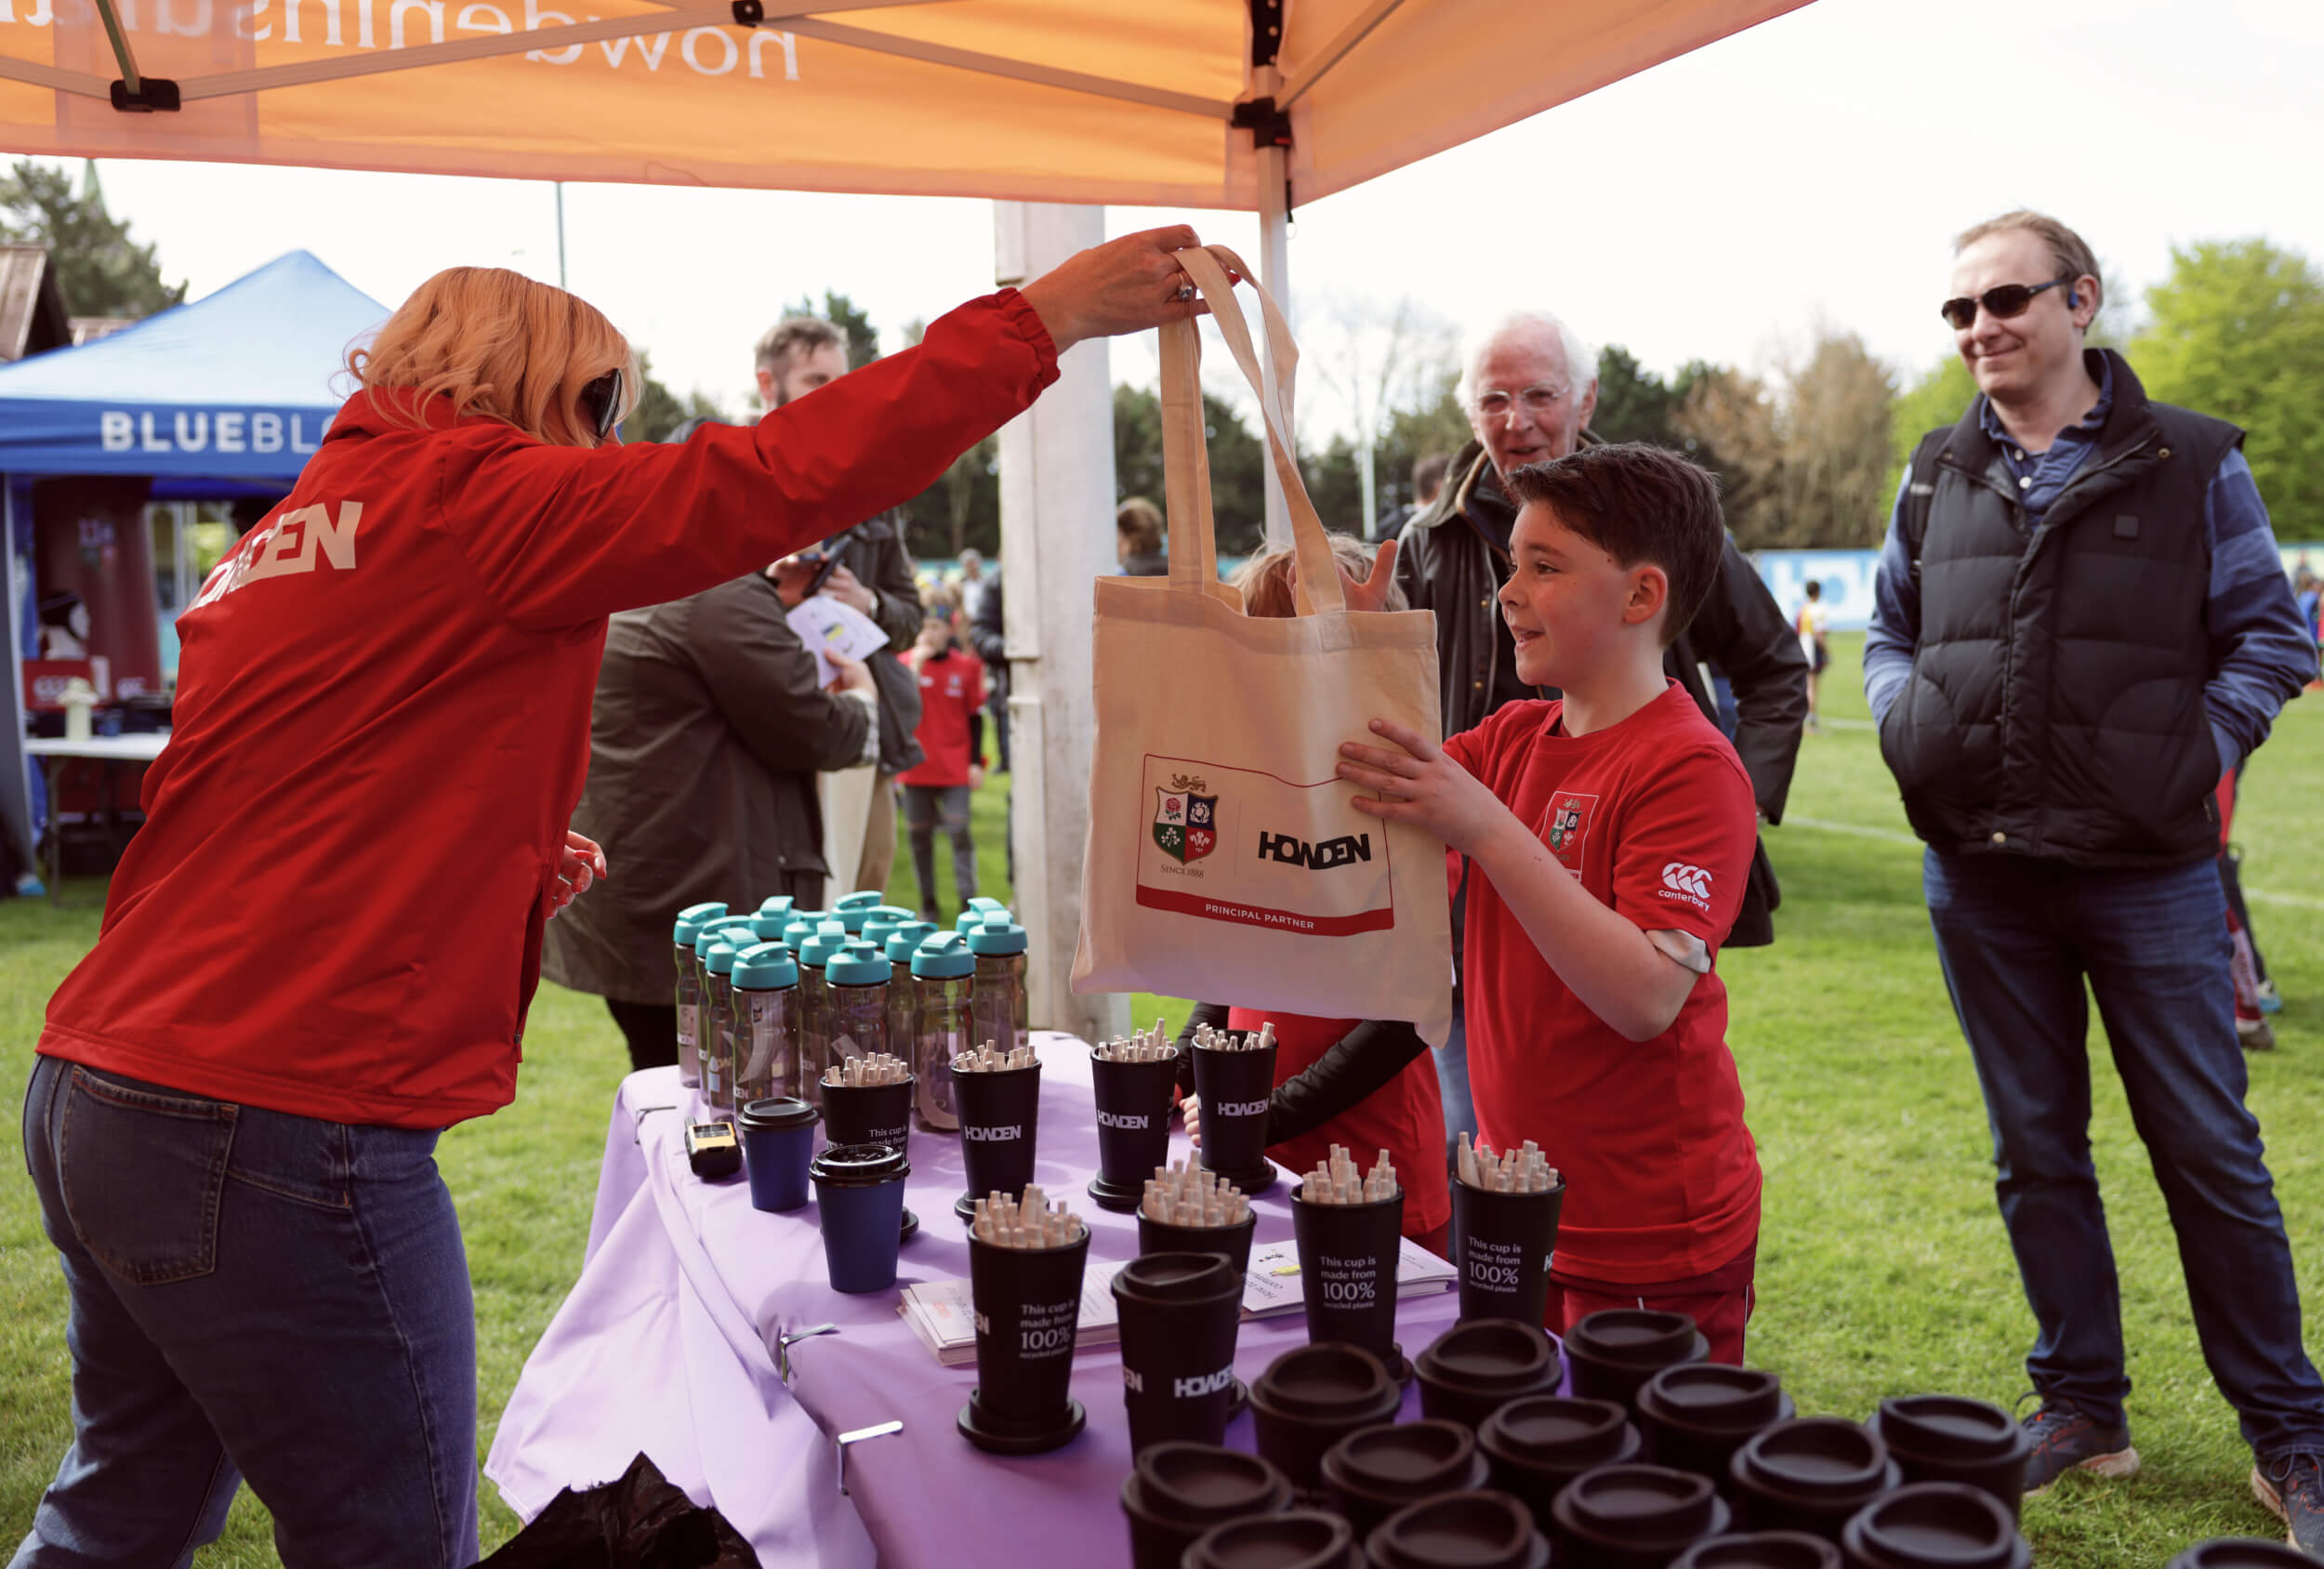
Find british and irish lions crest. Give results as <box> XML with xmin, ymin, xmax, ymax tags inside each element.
<box><xmin>1154</xmin><ymin>774</ymin><xmax>1219</xmax><ymax>864</ymax></box>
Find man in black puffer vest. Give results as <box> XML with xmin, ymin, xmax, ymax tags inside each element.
<box><xmin>1867</xmin><ymin>210</ymin><xmax>2323</xmax><ymax>1543</ymax></box>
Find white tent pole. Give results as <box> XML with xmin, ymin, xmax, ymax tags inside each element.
<box><xmin>992</xmin><ymin>200</ymin><xmax>1129</xmax><ymax>1047</ymax></box>
<box><xmin>1254</xmin><ymin>65</ymin><xmax>1293</xmax><ymax>549</ymax></box>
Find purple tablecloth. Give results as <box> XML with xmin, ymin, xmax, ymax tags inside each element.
<box><xmin>486</xmin><ymin>1033</ymin><xmax>1462</xmax><ymax>1567</ymax></box>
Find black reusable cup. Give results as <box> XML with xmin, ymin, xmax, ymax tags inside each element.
<box><xmin>1413</xmin><ymin>1319</ymin><xmax>1562</xmax><ymax>1431</ymax></box>
<box><xmin>1477</xmin><ymin>1396</ymin><xmax>1643</xmax><ymax>1524</ymax></box>
<box><xmin>1139</xmin><ymin>1210</ymin><xmax>1259</xmax><ymax>1281</ymax></box>
<box><xmin>1728</xmin><ymin>1420</ymin><xmax>1901</xmax><ymax>1543</ymax></box>
<box><xmin>1550</xmin><ymin>1463</ymin><xmax>1733</xmax><ymax>1569</ymax></box>
<box><xmin>1089</xmin><ymin>1049</ymin><xmax>1179</xmax><ymax>1211</ymax></box>
<box><xmin>1669</xmin><ymin>1533</ymin><xmax>1842</xmax><ymax>1569</ymax></box>
<box><xmin>822</xmin><ymin>1073</ymin><xmax>918</xmax><ymax>1241</ymax></box>
<box><xmin>2167</xmin><ymin>1543</ymin><xmax>2323</xmax><ymax>1569</ymax></box>
<box><xmin>1451</xmin><ymin>1172</ymin><xmax>1565</xmax><ymax>1325</ymax></box>
<box><xmin>1248</xmin><ymin>1341</ymin><xmax>1404</xmax><ymax>1490</ymax></box>
<box><xmin>1111</xmin><ymin>1252</ymin><xmax>1243</xmax><ymax>1453</ymax></box>
<box><xmin>1838</xmin><ymin>1482</ymin><xmax>2030</xmax><ymax>1569</ymax></box>
<box><xmin>1636</xmin><ymin>1365</ymin><xmax>1797</xmax><ymax>1493</ymax></box>
<box><xmin>1192</xmin><ymin>1036</ymin><xmax>1281</xmax><ymax>1195</ymax></box>
<box><xmin>1564</xmin><ymin>1310</ymin><xmax>1711</xmax><ymax>1414</ymax></box>
<box><xmin>1866</xmin><ymin>1396</ymin><xmax>2034</xmax><ymax>1520</ymax></box>
<box><xmin>1289</xmin><ymin>1181</ymin><xmax>1406</xmax><ymax>1378</ymax></box>
<box><xmin>1367</xmin><ymin>1491</ymin><xmax>1549</xmax><ymax>1569</ymax></box>
<box><xmin>1322</xmin><ymin>1420</ymin><xmax>1490</xmax><ymax>1538</ymax></box>
<box><xmin>958</xmin><ymin>1225</ymin><xmax>1089</xmax><ymax>1454</ymax></box>
<box><xmin>736</xmin><ymin>1097</ymin><xmax>819</xmax><ymax>1213</ymax></box>
<box><xmin>1182</xmin><ymin>1510</ymin><xmax>1365</xmax><ymax>1569</ymax></box>
<box><xmin>952</xmin><ymin>1059</ymin><xmax>1041</xmax><ymax>1223</ymax></box>
<box><xmin>1119</xmin><ymin>1442</ymin><xmax>1294</xmax><ymax>1569</ymax></box>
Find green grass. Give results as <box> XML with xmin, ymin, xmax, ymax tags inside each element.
<box><xmin>3</xmin><ymin>634</ymin><xmax>2319</xmax><ymax>1562</ymax></box>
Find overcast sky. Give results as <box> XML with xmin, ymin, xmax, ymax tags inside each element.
<box><xmin>21</xmin><ymin>0</ymin><xmax>2324</xmax><ymax>434</ymax></box>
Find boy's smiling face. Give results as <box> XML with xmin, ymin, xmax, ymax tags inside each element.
<box><xmin>1499</xmin><ymin>500</ymin><xmax>1666</xmax><ymax>690</ymax></box>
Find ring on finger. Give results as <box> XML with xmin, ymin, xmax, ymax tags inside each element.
<box><xmin>1173</xmin><ymin>280</ymin><xmax>1195</xmax><ymax>302</ymax></box>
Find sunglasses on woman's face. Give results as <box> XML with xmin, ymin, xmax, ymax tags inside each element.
<box><xmin>579</xmin><ymin>369</ymin><xmax>623</xmax><ymax>441</ymax></box>
<box><xmin>1939</xmin><ymin>277</ymin><xmax>2070</xmax><ymax>331</ymax></box>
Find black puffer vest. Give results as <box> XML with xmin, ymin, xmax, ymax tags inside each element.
<box><xmin>1880</xmin><ymin>351</ymin><xmax>2239</xmax><ymax>869</ymax></box>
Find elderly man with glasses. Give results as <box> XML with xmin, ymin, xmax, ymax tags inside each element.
<box><xmin>1393</xmin><ymin>310</ymin><xmax>1807</xmax><ymax>1160</ymax></box>
<box><xmin>1867</xmin><ymin>209</ymin><xmax>2323</xmax><ymax>1547</ymax></box>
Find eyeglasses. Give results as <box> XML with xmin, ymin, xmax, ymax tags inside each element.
<box><xmin>579</xmin><ymin>368</ymin><xmax>623</xmax><ymax>441</ymax></box>
<box><xmin>1939</xmin><ymin>277</ymin><xmax>2069</xmax><ymax>331</ymax></box>
<box><xmin>1471</xmin><ymin>384</ymin><xmax>1569</xmax><ymax>421</ymax></box>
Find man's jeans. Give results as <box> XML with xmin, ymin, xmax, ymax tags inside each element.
<box><xmin>15</xmin><ymin>1057</ymin><xmax>479</xmax><ymax>1568</ymax></box>
<box><xmin>1924</xmin><ymin>850</ymin><xmax>2324</xmax><ymax>1460</ymax></box>
<box><xmin>904</xmin><ymin>783</ymin><xmax>977</xmax><ymax>919</ymax></box>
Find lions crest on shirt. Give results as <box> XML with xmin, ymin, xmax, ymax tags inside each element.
<box><xmin>1541</xmin><ymin>792</ymin><xmax>1598</xmax><ymax>871</ymax></box>
<box><xmin>1154</xmin><ymin>777</ymin><xmax>1219</xmax><ymax>864</ymax></box>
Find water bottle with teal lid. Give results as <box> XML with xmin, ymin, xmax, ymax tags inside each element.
<box><xmin>825</xmin><ymin>943</ymin><xmax>892</xmax><ymax>1078</ymax></box>
<box><xmin>966</xmin><ymin>915</ymin><xmax>1029</xmax><ymax>1059</ymax></box>
<box><xmin>954</xmin><ymin>897</ymin><xmax>1009</xmax><ymax>934</ymax></box>
<box><xmin>910</xmin><ymin>930</ymin><xmax>975</xmax><ymax>1131</ymax></box>
<box><xmin>700</xmin><ymin>934</ymin><xmax>746</xmax><ymax>1113</ymax></box>
<box><xmin>881</xmin><ymin>921</ymin><xmax>939</xmax><ymax>1121</ymax></box>
<box><xmin>860</xmin><ymin>909</ymin><xmax>912</xmax><ymax>955</ymax></box>
<box><xmin>671</xmin><ymin>902</ymin><xmax>728</xmax><ymax>1090</ymax></box>
<box><xmin>686</xmin><ymin>915</ymin><xmax>756</xmax><ymax>1088</ymax></box>
<box><xmin>796</xmin><ymin>920</ymin><xmax>853</xmax><ymax>1108</ymax></box>
<box><xmin>781</xmin><ymin>910</ymin><xmax>831</xmax><ymax>954</ymax></box>
<box><xmin>833</xmin><ymin>890</ymin><xmax>885</xmax><ymax>935</ymax></box>
<box><xmin>748</xmin><ymin>895</ymin><xmax>797</xmax><ymax>946</ymax></box>
<box><xmin>731</xmin><ymin>943</ymin><xmax>800</xmax><ymax>1105</ymax></box>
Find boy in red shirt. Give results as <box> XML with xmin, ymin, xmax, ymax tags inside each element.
<box><xmin>900</xmin><ymin>611</ymin><xmax>988</xmax><ymax>922</ymax></box>
<box><xmin>1337</xmin><ymin>443</ymin><xmax>1763</xmax><ymax>1361</ymax></box>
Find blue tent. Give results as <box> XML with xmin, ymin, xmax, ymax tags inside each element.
<box><xmin>4</xmin><ymin>251</ymin><xmax>390</xmax><ymax>888</ymax></box>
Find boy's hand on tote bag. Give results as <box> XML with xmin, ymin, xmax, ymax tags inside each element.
<box><xmin>1337</xmin><ymin>719</ymin><xmax>1509</xmax><ymax>860</ymax></box>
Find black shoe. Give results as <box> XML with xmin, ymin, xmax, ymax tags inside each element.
<box><xmin>2253</xmin><ymin>1454</ymin><xmax>2324</xmax><ymax>1556</ymax></box>
<box><xmin>2021</xmin><ymin>1398</ymin><xmax>2140</xmax><ymax>1494</ymax></box>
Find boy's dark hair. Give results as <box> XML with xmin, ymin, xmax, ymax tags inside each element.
<box><xmin>1804</xmin><ymin>579</ymin><xmax>1822</xmax><ymax>599</ymax></box>
<box><xmin>1504</xmin><ymin>443</ymin><xmax>1724</xmax><ymax>647</ymax></box>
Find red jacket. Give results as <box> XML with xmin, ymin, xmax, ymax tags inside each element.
<box><xmin>39</xmin><ymin>293</ymin><xmax>1058</xmax><ymax>1128</ymax></box>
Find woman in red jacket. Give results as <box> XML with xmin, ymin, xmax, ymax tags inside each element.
<box><xmin>15</xmin><ymin>229</ymin><xmax>1201</xmax><ymax>1566</ymax></box>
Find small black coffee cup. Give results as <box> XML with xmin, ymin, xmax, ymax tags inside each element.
<box><xmin>1290</xmin><ymin>1181</ymin><xmax>1406</xmax><ymax>1376</ymax></box>
<box><xmin>1322</xmin><ymin>1420</ymin><xmax>1489</xmax><ymax>1538</ymax></box>
<box><xmin>1551</xmin><ymin>1463</ymin><xmax>1732</xmax><ymax>1569</ymax></box>
<box><xmin>1089</xmin><ymin>1052</ymin><xmax>1179</xmax><ymax>1211</ymax></box>
<box><xmin>1563</xmin><ymin>1309</ymin><xmax>1711</xmax><ymax>1414</ymax></box>
<box><xmin>1367</xmin><ymin>1491</ymin><xmax>1548</xmax><ymax>1569</ymax></box>
<box><xmin>1867</xmin><ymin>1396</ymin><xmax>2034</xmax><ymax>1521</ymax></box>
<box><xmin>1838</xmin><ymin>1482</ymin><xmax>2030</xmax><ymax>1569</ymax></box>
<box><xmin>2166</xmin><ymin>1542</ymin><xmax>2322</xmax><ymax>1569</ymax></box>
<box><xmin>823</xmin><ymin>1075</ymin><xmax>917</xmax><ymax>1239</ymax></box>
<box><xmin>1728</xmin><ymin>1420</ymin><xmax>1900</xmax><ymax>1542</ymax></box>
<box><xmin>1451</xmin><ymin>1173</ymin><xmax>1565</xmax><ymax>1326</ymax></box>
<box><xmin>1118</xmin><ymin>1442</ymin><xmax>1293</xmax><ymax>1569</ymax></box>
<box><xmin>1192</xmin><ymin>1037</ymin><xmax>1280</xmax><ymax>1194</ymax></box>
<box><xmin>1248</xmin><ymin>1341</ymin><xmax>1403</xmax><ymax>1490</ymax></box>
<box><xmin>952</xmin><ymin>1060</ymin><xmax>1041</xmax><ymax>1223</ymax></box>
<box><xmin>1139</xmin><ymin>1210</ymin><xmax>1258</xmax><ymax>1281</ymax></box>
<box><xmin>1477</xmin><ymin>1396</ymin><xmax>1643</xmax><ymax>1525</ymax></box>
<box><xmin>1669</xmin><ymin>1533</ymin><xmax>1842</xmax><ymax>1569</ymax></box>
<box><xmin>957</xmin><ymin>1225</ymin><xmax>1089</xmax><ymax>1454</ymax></box>
<box><xmin>1183</xmin><ymin>1510</ymin><xmax>1364</xmax><ymax>1569</ymax></box>
<box><xmin>1111</xmin><ymin>1252</ymin><xmax>1242</xmax><ymax>1453</ymax></box>
<box><xmin>1636</xmin><ymin>1365</ymin><xmax>1796</xmax><ymax>1492</ymax></box>
<box><xmin>1413</xmin><ymin>1319</ymin><xmax>1562</xmax><ymax>1431</ymax></box>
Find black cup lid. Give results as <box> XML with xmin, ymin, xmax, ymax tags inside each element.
<box><xmin>1842</xmin><ymin>1483</ymin><xmax>2025</xmax><ymax>1569</ymax></box>
<box><xmin>1872</xmin><ymin>1395</ymin><xmax>2030</xmax><ymax>1464</ymax></box>
<box><xmin>1367</xmin><ymin>1490</ymin><xmax>1544</xmax><ymax>1569</ymax></box>
<box><xmin>1112</xmin><ymin>1251</ymin><xmax>1238</xmax><ymax>1309</ymax></box>
<box><xmin>1734</xmin><ymin>1419</ymin><xmax>1892</xmax><ymax>1502</ymax></box>
<box><xmin>2169</xmin><ymin>1542</ymin><xmax>2323</xmax><ymax>1569</ymax></box>
<box><xmin>1639</xmin><ymin>1365</ymin><xmax>1789</xmax><ymax>1432</ymax></box>
<box><xmin>1566</xmin><ymin>1309</ymin><xmax>1702</xmax><ymax>1366</ymax></box>
<box><xmin>1253</xmin><ymin>1343</ymin><xmax>1397</xmax><ymax>1421</ymax></box>
<box><xmin>1184</xmin><ymin>1510</ymin><xmax>1356</xmax><ymax>1569</ymax></box>
<box><xmin>1324</xmin><ymin>1420</ymin><xmax>1480</xmax><ymax>1501</ymax></box>
<box><xmin>1478</xmin><ymin>1396</ymin><xmax>1636</xmax><ymax>1470</ymax></box>
<box><xmin>809</xmin><ymin>1140</ymin><xmax>909</xmax><ymax>1186</ymax></box>
<box><xmin>1553</xmin><ymin>1464</ymin><xmax>1723</xmax><ymax>1548</ymax></box>
<box><xmin>738</xmin><ymin>1096</ymin><xmax>819</xmax><ymax>1131</ymax></box>
<box><xmin>1670</xmin><ymin>1532</ymin><xmax>1842</xmax><ymax>1569</ymax></box>
<box><xmin>1127</xmin><ymin>1442</ymin><xmax>1291</xmax><ymax>1527</ymax></box>
<box><xmin>1416</xmin><ymin>1319</ymin><xmax>1556</xmax><ymax>1391</ymax></box>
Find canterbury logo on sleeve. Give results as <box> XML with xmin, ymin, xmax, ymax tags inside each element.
<box><xmin>1659</xmin><ymin>862</ymin><xmax>1713</xmax><ymax>907</ymax></box>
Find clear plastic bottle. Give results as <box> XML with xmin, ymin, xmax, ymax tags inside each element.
<box><xmin>699</xmin><ymin>934</ymin><xmax>745</xmax><ymax>1114</ymax></box>
<box><xmin>967</xmin><ymin>915</ymin><xmax>1030</xmax><ymax>1058</ymax></box>
<box><xmin>687</xmin><ymin>915</ymin><xmax>757</xmax><ymax>1089</ymax></box>
<box><xmin>910</xmin><ymin>930</ymin><xmax>975</xmax><ymax>1132</ymax></box>
<box><xmin>670</xmin><ymin>902</ymin><xmax>728</xmax><ymax>1089</ymax></box>
<box><xmin>794</xmin><ymin>920</ymin><xmax>852</xmax><ymax>1109</ymax></box>
<box><xmin>881</xmin><ymin>921</ymin><xmax>937</xmax><ymax>1087</ymax></box>
<box><xmin>825</xmin><ymin>943</ymin><xmax>891</xmax><ymax>1075</ymax></box>
<box><xmin>730</xmin><ymin>943</ymin><xmax>800</xmax><ymax>1106</ymax></box>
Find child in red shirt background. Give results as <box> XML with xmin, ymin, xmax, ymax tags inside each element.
<box><xmin>900</xmin><ymin>612</ymin><xmax>987</xmax><ymax>923</ymax></box>
<box><xmin>1335</xmin><ymin>442</ymin><xmax>1764</xmax><ymax>1362</ymax></box>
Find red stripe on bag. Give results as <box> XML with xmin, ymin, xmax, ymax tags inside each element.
<box><xmin>1135</xmin><ymin>885</ymin><xmax>1394</xmax><ymax>936</ymax></box>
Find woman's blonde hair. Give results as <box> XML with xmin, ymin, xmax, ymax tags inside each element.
<box><xmin>348</xmin><ymin>267</ymin><xmax>639</xmax><ymax>446</ymax></box>
<box><xmin>1231</xmin><ymin>534</ymin><xmax>1406</xmax><ymax>618</ymax></box>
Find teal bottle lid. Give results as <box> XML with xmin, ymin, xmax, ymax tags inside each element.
<box><xmin>966</xmin><ymin>915</ymin><xmax>1028</xmax><ymax>956</ymax></box>
<box><xmin>884</xmin><ymin>920</ymin><xmax>940</xmax><ymax>964</ymax></box>
<box><xmin>781</xmin><ymin>910</ymin><xmax>831</xmax><ymax>950</ymax></box>
<box><xmin>704</xmin><ymin>936</ymin><xmax>744</xmax><ymax>976</ymax></box>
<box><xmin>833</xmin><ymin>890</ymin><xmax>885</xmax><ymax>932</ymax></box>
<box><xmin>749</xmin><ymin>895</ymin><xmax>797</xmax><ymax>942</ymax></box>
<box><xmin>694</xmin><ymin>915</ymin><xmax>757</xmax><ymax>960</ymax></box>
<box><xmin>799</xmin><ymin>920</ymin><xmax>852</xmax><ymax>967</ymax></box>
<box><xmin>826</xmin><ymin>942</ymin><xmax>892</xmax><ymax>987</ymax></box>
<box><xmin>954</xmin><ymin>897</ymin><xmax>1010</xmax><ymax>933</ymax></box>
<box><xmin>673</xmin><ymin>902</ymin><xmax>730</xmax><ymax>945</ymax></box>
<box><xmin>910</xmin><ymin>929</ymin><xmax>977</xmax><ymax>979</ymax></box>
<box><xmin>861</xmin><ymin>913</ymin><xmax>908</xmax><ymax>952</ymax></box>
<box><xmin>733</xmin><ymin>942</ymin><xmax>799</xmax><ymax>991</ymax></box>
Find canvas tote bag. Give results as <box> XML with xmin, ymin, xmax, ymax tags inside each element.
<box><xmin>1070</xmin><ymin>246</ymin><xmax>1453</xmax><ymax>1046</ymax></box>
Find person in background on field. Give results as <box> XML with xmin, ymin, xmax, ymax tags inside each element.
<box><xmin>1865</xmin><ymin>208</ymin><xmax>2324</xmax><ymax>1536</ymax></box>
<box><xmin>900</xmin><ymin>610</ymin><xmax>986</xmax><ymax>924</ymax></box>
<box><xmin>1796</xmin><ymin>579</ymin><xmax>1831</xmax><ymax>732</ymax></box>
<box><xmin>2296</xmin><ymin>566</ymin><xmax>2320</xmax><ymax>691</ymax></box>
<box><xmin>1376</xmin><ymin>452</ymin><xmax>1450</xmax><ymax>544</ymax></box>
<box><xmin>1117</xmin><ymin>496</ymin><xmax>1169</xmax><ymax>576</ymax></box>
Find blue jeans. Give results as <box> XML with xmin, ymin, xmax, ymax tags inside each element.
<box><xmin>14</xmin><ymin>1057</ymin><xmax>479</xmax><ymax>1567</ymax></box>
<box><xmin>1924</xmin><ymin>850</ymin><xmax>2324</xmax><ymax>1460</ymax></box>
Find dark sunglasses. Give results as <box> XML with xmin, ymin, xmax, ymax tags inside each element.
<box><xmin>579</xmin><ymin>368</ymin><xmax>623</xmax><ymax>441</ymax></box>
<box><xmin>1939</xmin><ymin>277</ymin><xmax>2070</xmax><ymax>331</ymax></box>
